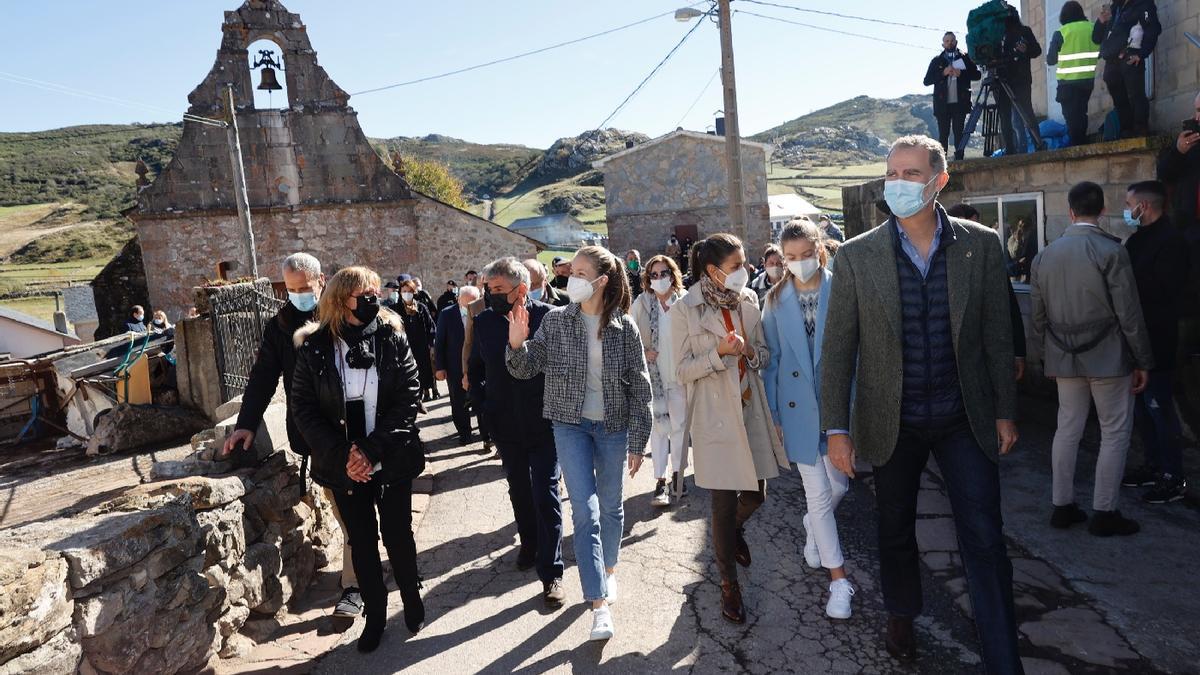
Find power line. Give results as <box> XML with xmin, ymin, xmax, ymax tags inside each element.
<box><xmin>739</xmin><ymin>0</ymin><xmax>945</xmax><ymax>33</ymax></box>
<box><xmin>0</xmin><ymin>71</ymin><xmax>179</xmax><ymax>116</ymax></box>
<box><xmin>675</xmin><ymin>68</ymin><xmax>721</xmax><ymax>129</ymax></box>
<box><xmin>342</xmin><ymin>4</ymin><xmax>708</xmax><ymax>100</ymax></box>
<box><xmin>737</xmin><ymin>10</ymin><xmax>929</xmax><ymax>50</ymax></box>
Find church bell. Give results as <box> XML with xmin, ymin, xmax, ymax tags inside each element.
<box><xmin>256</xmin><ymin>66</ymin><xmax>282</xmax><ymax>92</ymax></box>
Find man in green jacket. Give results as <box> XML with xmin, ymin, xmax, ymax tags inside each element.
<box><xmin>821</xmin><ymin>135</ymin><xmax>1020</xmax><ymax>672</ymax></box>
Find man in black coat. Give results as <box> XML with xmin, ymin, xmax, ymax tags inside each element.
<box><xmin>1094</xmin><ymin>0</ymin><xmax>1161</xmax><ymax>137</ymax></box>
<box><xmin>924</xmin><ymin>32</ymin><xmax>981</xmax><ymax>161</ymax></box>
<box><xmin>221</xmin><ymin>253</ymin><xmax>363</xmax><ymax>618</ymax></box>
<box><xmin>469</xmin><ymin>257</ymin><xmax>565</xmax><ymax>607</ymax></box>
<box><xmin>435</xmin><ymin>285</ymin><xmax>481</xmax><ymax>445</ymax></box>
<box><xmin>996</xmin><ymin>11</ymin><xmax>1042</xmax><ymax>155</ymax></box>
<box><xmin>1123</xmin><ymin>181</ymin><xmax>1190</xmax><ymax>503</ymax></box>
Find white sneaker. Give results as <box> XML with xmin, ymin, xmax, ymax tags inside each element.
<box><xmin>802</xmin><ymin>514</ymin><xmax>821</xmax><ymax>569</ymax></box>
<box><xmin>605</xmin><ymin>572</ymin><xmax>618</xmax><ymax>604</ymax></box>
<box><xmin>589</xmin><ymin>606</ymin><xmax>614</xmax><ymax>641</ymax></box>
<box><xmin>826</xmin><ymin>578</ymin><xmax>855</xmax><ymax>619</ymax></box>
<box><xmin>651</xmin><ymin>481</ymin><xmax>671</xmax><ymax>507</ymax></box>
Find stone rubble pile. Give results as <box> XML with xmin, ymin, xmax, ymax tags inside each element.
<box><xmin>0</xmin><ymin>401</ymin><xmax>338</xmax><ymax>674</ymax></box>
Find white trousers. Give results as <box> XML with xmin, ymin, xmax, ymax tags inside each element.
<box><xmin>650</xmin><ymin>385</ymin><xmax>687</xmax><ymax>480</ymax></box>
<box><xmin>796</xmin><ymin>454</ymin><xmax>849</xmax><ymax>569</ymax></box>
<box><xmin>1052</xmin><ymin>374</ymin><xmax>1134</xmax><ymax>511</ymax></box>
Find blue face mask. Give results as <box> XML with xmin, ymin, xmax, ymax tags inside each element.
<box><xmin>1123</xmin><ymin>208</ymin><xmax>1142</xmax><ymax>228</ymax></box>
<box><xmin>289</xmin><ymin>291</ymin><xmax>317</xmax><ymax>312</ymax></box>
<box><xmin>883</xmin><ymin>175</ymin><xmax>939</xmax><ymax>219</ymax></box>
<box><xmin>528</xmin><ymin>288</ymin><xmax>544</xmax><ymax>302</ymax></box>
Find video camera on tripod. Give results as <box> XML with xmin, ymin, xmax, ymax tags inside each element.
<box><xmin>958</xmin><ymin>0</ymin><xmax>1044</xmax><ymax>157</ymax></box>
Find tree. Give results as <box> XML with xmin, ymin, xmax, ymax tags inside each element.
<box><xmin>387</xmin><ymin>150</ymin><xmax>468</xmax><ymax>210</ymax></box>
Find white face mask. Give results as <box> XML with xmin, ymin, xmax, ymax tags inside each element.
<box><xmin>720</xmin><ymin>266</ymin><xmax>749</xmax><ymax>293</ymax></box>
<box><xmin>788</xmin><ymin>258</ymin><xmax>821</xmax><ymax>283</ymax></box>
<box><xmin>765</xmin><ymin>265</ymin><xmax>783</xmax><ymax>281</ymax></box>
<box><xmin>400</xmin><ymin>292</ymin><xmax>414</xmax><ymax>303</ymax></box>
<box><xmin>566</xmin><ymin>275</ymin><xmax>599</xmax><ymax>304</ymax></box>
<box><xmin>650</xmin><ymin>277</ymin><xmax>672</xmax><ymax>295</ymax></box>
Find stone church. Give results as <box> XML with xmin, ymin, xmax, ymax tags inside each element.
<box><xmin>125</xmin><ymin>0</ymin><xmax>539</xmax><ymax>319</ymax></box>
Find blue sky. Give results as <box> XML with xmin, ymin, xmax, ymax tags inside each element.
<box><xmin>0</xmin><ymin>0</ymin><xmax>976</xmax><ymax>148</ymax></box>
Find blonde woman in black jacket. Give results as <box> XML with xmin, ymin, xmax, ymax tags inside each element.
<box><xmin>291</xmin><ymin>266</ymin><xmax>426</xmax><ymax>653</ymax></box>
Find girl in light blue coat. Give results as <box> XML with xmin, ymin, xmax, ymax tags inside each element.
<box><xmin>762</xmin><ymin>219</ymin><xmax>854</xmax><ymax>620</ymax></box>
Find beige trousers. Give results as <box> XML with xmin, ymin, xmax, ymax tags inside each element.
<box><xmin>323</xmin><ymin>487</ymin><xmax>358</xmax><ymax>588</ymax></box>
<box><xmin>1051</xmin><ymin>375</ymin><xmax>1134</xmax><ymax>512</ymax></box>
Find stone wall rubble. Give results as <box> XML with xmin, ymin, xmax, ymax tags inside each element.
<box><xmin>0</xmin><ymin>401</ymin><xmax>338</xmax><ymax>674</ymax></box>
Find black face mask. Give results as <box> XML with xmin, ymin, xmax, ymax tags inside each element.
<box><xmin>488</xmin><ymin>291</ymin><xmax>514</xmax><ymax>315</ymax></box>
<box><xmin>351</xmin><ymin>294</ymin><xmax>380</xmax><ymax>325</ymax></box>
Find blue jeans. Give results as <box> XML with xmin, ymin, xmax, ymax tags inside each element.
<box><xmin>874</xmin><ymin>418</ymin><xmax>1022</xmax><ymax>675</ymax></box>
<box><xmin>552</xmin><ymin>419</ymin><xmax>628</xmax><ymax>602</ymax></box>
<box><xmin>1134</xmin><ymin>370</ymin><xmax>1183</xmax><ymax>476</ymax></box>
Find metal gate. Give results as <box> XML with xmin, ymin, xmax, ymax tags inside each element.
<box><xmin>209</xmin><ymin>283</ymin><xmax>286</xmax><ymax>401</ymax></box>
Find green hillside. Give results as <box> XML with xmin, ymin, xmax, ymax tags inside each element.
<box><xmin>751</xmin><ymin>94</ymin><xmax>935</xmax><ymax>145</ymax></box>
<box><xmin>372</xmin><ymin>134</ymin><xmax>541</xmax><ymax>198</ymax></box>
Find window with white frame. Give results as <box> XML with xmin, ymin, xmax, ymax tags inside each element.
<box><xmin>963</xmin><ymin>192</ymin><xmax>1044</xmax><ymax>286</ymax></box>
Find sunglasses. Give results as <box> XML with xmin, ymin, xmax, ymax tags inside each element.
<box><xmin>647</xmin><ymin>271</ymin><xmax>673</xmax><ymax>280</ymax></box>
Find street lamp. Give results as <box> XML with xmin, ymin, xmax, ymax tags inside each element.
<box><xmin>677</xmin><ymin>2</ymin><xmax>747</xmax><ymax>244</ymax></box>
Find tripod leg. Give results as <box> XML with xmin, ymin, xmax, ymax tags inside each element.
<box><xmin>998</xmin><ymin>79</ymin><xmax>1044</xmax><ymax>150</ymax></box>
<box><xmin>957</xmin><ymin>83</ymin><xmax>989</xmax><ymax>158</ymax></box>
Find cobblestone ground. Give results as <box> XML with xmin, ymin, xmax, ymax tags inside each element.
<box><xmin>223</xmin><ymin>390</ymin><xmax>1189</xmax><ymax>674</ymax></box>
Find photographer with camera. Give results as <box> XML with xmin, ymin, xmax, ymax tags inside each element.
<box><xmin>995</xmin><ymin>9</ymin><xmax>1042</xmax><ymax>155</ymax></box>
<box><xmin>1094</xmin><ymin>1</ymin><xmax>1161</xmax><ymax>138</ymax></box>
<box><xmin>925</xmin><ymin>32</ymin><xmax>981</xmax><ymax>161</ymax></box>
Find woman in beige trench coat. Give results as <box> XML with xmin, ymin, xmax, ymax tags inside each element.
<box><xmin>670</xmin><ymin>233</ymin><xmax>788</xmax><ymax>625</ymax></box>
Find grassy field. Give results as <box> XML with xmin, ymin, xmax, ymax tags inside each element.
<box><xmin>766</xmin><ymin>161</ymin><xmax>884</xmax><ymax>212</ymax></box>
<box><xmin>0</xmin><ymin>295</ymin><xmax>61</xmax><ymax>325</ymax></box>
<box><xmin>0</xmin><ymin>259</ymin><xmax>108</xmax><ymax>294</ymax></box>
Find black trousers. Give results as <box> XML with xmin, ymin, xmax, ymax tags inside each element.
<box><xmin>874</xmin><ymin>418</ymin><xmax>1022</xmax><ymax>675</ymax></box>
<box><xmin>447</xmin><ymin>374</ymin><xmax>472</xmax><ymax>440</ymax></box>
<box><xmin>332</xmin><ymin>479</ymin><xmax>420</xmax><ymax>619</ymax></box>
<box><xmin>1103</xmin><ymin>58</ymin><xmax>1148</xmax><ymax>136</ymax></box>
<box><xmin>496</xmin><ymin>433</ymin><xmax>565</xmax><ymax>582</ymax></box>
<box><xmin>1058</xmin><ymin>81</ymin><xmax>1095</xmax><ymax>146</ymax></box>
<box><xmin>995</xmin><ymin>79</ymin><xmax>1036</xmax><ymax>155</ymax></box>
<box><xmin>936</xmin><ymin>104</ymin><xmax>969</xmax><ymax>160</ymax></box>
<box><xmin>710</xmin><ymin>480</ymin><xmax>765</xmax><ymax>583</ymax></box>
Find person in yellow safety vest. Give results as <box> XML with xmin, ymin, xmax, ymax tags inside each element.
<box><xmin>1047</xmin><ymin>1</ymin><xmax>1100</xmax><ymax>147</ymax></box>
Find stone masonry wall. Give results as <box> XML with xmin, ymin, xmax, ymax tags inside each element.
<box><xmin>136</xmin><ymin>196</ymin><xmax>539</xmax><ymax>320</ymax></box>
<box><xmin>0</xmin><ymin>402</ymin><xmax>338</xmax><ymax>674</ymax></box>
<box><xmin>607</xmin><ymin>203</ymin><xmax>773</xmax><ymax>268</ymax></box>
<box><xmin>603</xmin><ymin>135</ymin><xmax>768</xmax><ymax>216</ymax></box>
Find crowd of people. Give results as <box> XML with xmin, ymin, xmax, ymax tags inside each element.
<box><xmin>207</xmin><ymin>131</ymin><xmax>1193</xmax><ymax>673</ymax></box>
<box><xmin>924</xmin><ymin>1</ymin><xmax>1162</xmax><ymax>157</ymax></box>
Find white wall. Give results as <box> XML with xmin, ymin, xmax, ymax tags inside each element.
<box><xmin>0</xmin><ymin>317</ymin><xmax>72</xmax><ymax>359</ymax></box>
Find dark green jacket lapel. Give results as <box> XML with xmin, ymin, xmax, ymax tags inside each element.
<box><xmin>943</xmin><ymin>219</ymin><xmax>969</xmax><ymax>352</ymax></box>
<box><xmin>863</xmin><ymin>224</ymin><xmax>901</xmax><ymax>340</ymax></box>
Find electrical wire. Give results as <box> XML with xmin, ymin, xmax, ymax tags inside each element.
<box><xmin>739</xmin><ymin>0</ymin><xmax>946</xmax><ymax>33</ymax></box>
<box><xmin>0</xmin><ymin>70</ymin><xmax>179</xmax><ymax>116</ymax></box>
<box><xmin>340</xmin><ymin>3</ymin><xmax>709</xmax><ymax>100</ymax></box>
<box><xmin>674</xmin><ymin>68</ymin><xmax>721</xmax><ymax>129</ymax></box>
<box><xmin>737</xmin><ymin>10</ymin><xmax>929</xmax><ymax>50</ymax></box>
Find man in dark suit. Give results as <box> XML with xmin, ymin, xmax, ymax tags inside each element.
<box><xmin>923</xmin><ymin>31</ymin><xmax>980</xmax><ymax>160</ymax></box>
<box><xmin>435</xmin><ymin>285</ymin><xmax>481</xmax><ymax>445</ymax></box>
<box><xmin>469</xmin><ymin>257</ymin><xmax>565</xmax><ymax>608</ymax></box>
<box><xmin>821</xmin><ymin>136</ymin><xmax>1020</xmax><ymax>672</ymax></box>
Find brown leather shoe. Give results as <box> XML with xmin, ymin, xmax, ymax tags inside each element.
<box><xmin>885</xmin><ymin>615</ymin><xmax>917</xmax><ymax>663</ymax></box>
<box><xmin>734</xmin><ymin>528</ymin><xmax>751</xmax><ymax>567</ymax></box>
<box><xmin>720</xmin><ymin>580</ymin><xmax>746</xmax><ymax>624</ymax></box>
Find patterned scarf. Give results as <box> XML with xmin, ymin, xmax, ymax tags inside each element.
<box><xmin>643</xmin><ymin>291</ymin><xmax>678</xmax><ymax>422</ymax></box>
<box><xmin>699</xmin><ymin>275</ymin><xmax>742</xmax><ymax>310</ymax></box>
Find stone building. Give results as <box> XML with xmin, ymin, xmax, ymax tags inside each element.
<box><xmin>594</xmin><ymin>130</ymin><xmax>772</xmax><ymax>258</ymax></box>
<box><xmin>91</xmin><ymin>237</ymin><xmax>150</xmax><ymax>340</ymax></box>
<box><xmin>125</xmin><ymin>0</ymin><xmax>538</xmax><ymax>320</ymax></box>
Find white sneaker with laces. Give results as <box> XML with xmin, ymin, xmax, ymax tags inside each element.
<box><xmin>802</xmin><ymin>514</ymin><xmax>821</xmax><ymax>569</ymax></box>
<box><xmin>589</xmin><ymin>606</ymin><xmax>614</xmax><ymax>641</ymax></box>
<box><xmin>826</xmin><ymin>578</ymin><xmax>855</xmax><ymax>619</ymax></box>
<box><xmin>605</xmin><ymin>572</ymin><xmax>618</xmax><ymax>604</ymax></box>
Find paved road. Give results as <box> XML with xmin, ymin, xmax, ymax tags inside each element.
<box><xmin>313</xmin><ymin>395</ymin><xmax>1051</xmax><ymax>674</ymax></box>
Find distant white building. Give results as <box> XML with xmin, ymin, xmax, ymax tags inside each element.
<box><xmin>0</xmin><ymin>306</ymin><xmax>79</xmax><ymax>360</ymax></box>
<box><xmin>768</xmin><ymin>194</ymin><xmax>822</xmax><ymax>239</ymax></box>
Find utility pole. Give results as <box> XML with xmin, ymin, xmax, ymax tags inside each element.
<box><xmin>224</xmin><ymin>84</ymin><xmax>259</xmax><ymax>279</ymax></box>
<box><xmin>717</xmin><ymin>0</ymin><xmax>746</xmax><ymax>244</ymax></box>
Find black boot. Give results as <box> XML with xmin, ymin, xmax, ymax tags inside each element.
<box><xmin>357</xmin><ymin>610</ymin><xmax>386</xmax><ymax>653</ymax></box>
<box><xmin>401</xmin><ymin>577</ymin><xmax>425</xmax><ymax>634</ymax></box>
